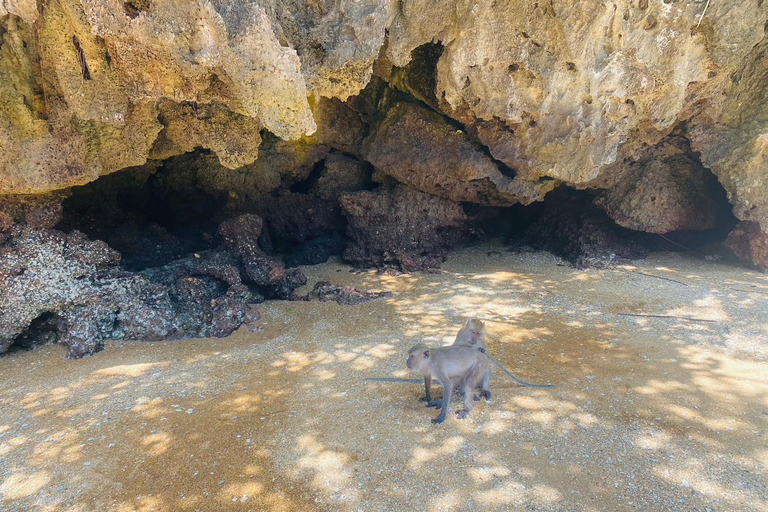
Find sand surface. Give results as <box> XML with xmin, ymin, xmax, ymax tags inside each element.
<box><xmin>1</xmin><ymin>243</ymin><xmax>767</xmax><ymax>512</ymax></box>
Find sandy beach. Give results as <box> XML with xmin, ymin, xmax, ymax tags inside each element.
<box><xmin>1</xmin><ymin>243</ymin><xmax>766</xmax><ymax>512</ymax></box>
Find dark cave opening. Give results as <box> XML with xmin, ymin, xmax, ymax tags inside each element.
<box><xmin>6</xmin><ymin>312</ymin><xmax>62</xmax><ymax>354</ymax></box>
<box><xmin>58</xmin><ymin>156</ymin><xmax>224</xmax><ymax>271</ymax></box>
<box><xmin>0</xmin><ymin>146</ymin><xmax>746</xmax><ymax>359</ymax></box>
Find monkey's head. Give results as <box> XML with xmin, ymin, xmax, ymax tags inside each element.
<box><xmin>407</xmin><ymin>344</ymin><xmax>429</xmax><ymax>370</ymax></box>
<box><xmin>467</xmin><ymin>319</ymin><xmax>486</xmax><ymax>343</ymax></box>
<box><xmin>456</xmin><ymin>318</ymin><xmax>486</xmax><ymax>346</ymax></box>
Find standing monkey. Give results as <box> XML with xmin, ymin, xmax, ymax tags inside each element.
<box><xmin>452</xmin><ymin>319</ymin><xmax>492</xmax><ymax>400</ymax></box>
<box><xmin>406</xmin><ymin>344</ymin><xmax>485</xmax><ymax>424</ymax></box>
<box><xmin>454</xmin><ymin>318</ymin><xmax>554</xmax><ymax>390</ymax></box>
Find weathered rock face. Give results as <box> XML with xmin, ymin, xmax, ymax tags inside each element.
<box><xmin>2</xmin><ymin>0</ymin><xmax>768</xmax><ymax>269</ymax></box>
<box><xmin>514</xmin><ymin>189</ymin><xmax>649</xmax><ymax>269</ymax></box>
<box><xmin>0</xmin><ymin>226</ymin><xmax>251</xmax><ymax>358</ymax></box>
<box><xmin>218</xmin><ymin>213</ymin><xmax>307</xmax><ymax>299</ymax></box>
<box><xmin>593</xmin><ymin>136</ymin><xmax>723</xmax><ymax>234</ymax></box>
<box><xmin>340</xmin><ymin>185</ymin><xmax>469</xmax><ymax>270</ymax></box>
<box><xmin>0</xmin><ymin>209</ymin><xmax>317</xmax><ymax>356</ymax></box>
<box><xmin>725</xmin><ymin>221</ymin><xmax>768</xmax><ymax>272</ymax></box>
<box><xmin>362</xmin><ymin>101</ymin><xmax>555</xmax><ymax>206</ymax></box>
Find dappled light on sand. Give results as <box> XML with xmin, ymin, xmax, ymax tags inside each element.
<box><xmin>1</xmin><ymin>244</ymin><xmax>767</xmax><ymax>511</ymax></box>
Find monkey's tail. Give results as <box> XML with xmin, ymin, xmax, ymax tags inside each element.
<box><xmin>364</xmin><ymin>377</ymin><xmax>425</xmax><ymax>383</ymax></box>
<box><xmin>479</xmin><ymin>349</ymin><xmax>555</xmax><ymax>388</ymax></box>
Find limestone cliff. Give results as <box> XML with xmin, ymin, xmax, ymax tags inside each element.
<box><xmin>1</xmin><ymin>0</ymin><xmax>767</xmax><ymax>268</ymax></box>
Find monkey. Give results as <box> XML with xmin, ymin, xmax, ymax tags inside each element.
<box><xmin>406</xmin><ymin>343</ymin><xmax>486</xmax><ymax>424</ymax></box>
<box><xmin>452</xmin><ymin>318</ymin><xmax>492</xmax><ymax>400</ymax></box>
<box><xmin>366</xmin><ymin>318</ymin><xmax>554</xmax><ymax>394</ymax></box>
<box><xmin>453</xmin><ymin>318</ymin><xmax>488</xmax><ymax>348</ymax></box>
<box><xmin>454</xmin><ymin>318</ymin><xmax>554</xmax><ymax>390</ymax></box>
<box><xmin>366</xmin><ymin>319</ymin><xmax>491</xmax><ymax>400</ymax></box>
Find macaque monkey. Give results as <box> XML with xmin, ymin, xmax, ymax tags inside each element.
<box><xmin>452</xmin><ymin>319</ymin><xmax>492</xmax><ymax>400</ymax></box>
<box><xmin>454</xmin><ymin>318</ymin><xmax>554</xmax><ymax>390</ymax></box>
<box><xmin>453</xmin><ymin>318</ymin><xmax>487</xmax><ymax>348</ymax></box>
<box><xmin>406</xmin><ymin>343</ymin><xmax>485</xmax><ymax>424</ymax></box>
<box><xmin>365</xmin><ymin>318</ymin><xmax>553</xmax><ymax>399</ymax></box>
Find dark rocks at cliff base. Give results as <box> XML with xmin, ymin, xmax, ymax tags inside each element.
<box><xmin>218</xmin><ymin>214</ymin><xmax>307</xmax><ymax>299</ymax></box>
<box><xmin>283</xmin><ymin>232</ymin><xmax>347</xmax><ymax>268</ymax></box>
<box><xmin>510</xmin><ymin>190</ymin><xmax>649</xmax><ymax>269</ymax></box>
<box><xmin>297</xmin><ymin>281</ymin><xmax>394</xmax><ymax>305</ymax></box>
<box><xmin>265</xmin><ymin>192</ymin><xmax>345</xmax><ymax>245</ymax></box>
<box><xmin>340</xmin><ymin>185</ymin><xmax>470</xmax><ymax>271</ymax></box>
<box><xmin>1</xmin><ymin>211</ymin><xmax>317</xmax><ymax>357</ymax></box>
<box><xmin>0</xmin><ymin>226</ymin><xmax>169</xmax><ymax>358</ymax></box>
<box><xmin>141</xmin><ymin>250</ymin><xmax>258</xmax><ymax>337</ymax></box>
<box><xmin>308</xmin><ymin>153</ymin><xmax>372</xmax><ymax>201</ymax></box>
<box><xmin>0</xmin><ymin>225</ymin><xmax>258</xmax><ymax>358</ymax></box>
<box><xmin>0</xmin><ymin>194</ymin><xmax>65</xmax><ymax>230</ymax></box>
<box><xmin>725</xmin><ymin>221</ymin><xmax>768</xmax><ymax>272</ymax></box>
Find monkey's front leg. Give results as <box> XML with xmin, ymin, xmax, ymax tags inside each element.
<box><xmin>419</xmin><ymin>376</ymin><xmax>432</xmax><ymax>403</ymax></box>
<box><xmin>431</xmin><ymin>378</ymin><xmax>452</xmax><ymax>424</ymax></box>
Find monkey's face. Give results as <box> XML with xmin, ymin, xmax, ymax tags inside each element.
<box><xmin>467</xmin><ymin>320</ymin><xmax>486</xmax><ymax>344</ymax></box>
<box><xmin>406</xmin><ymin>348</ymin><xmax>428</xmax><ymax>370</ymax></box>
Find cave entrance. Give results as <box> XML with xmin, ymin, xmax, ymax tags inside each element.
<box><xmin>58</xmin><ymin>152</ymin><xmax>224</xmax><ymax>271</ymax></box>
<box><xmin>6</xmin><ymin>312</ymin><xmax>62</xmax><ymax>355</ymax></box>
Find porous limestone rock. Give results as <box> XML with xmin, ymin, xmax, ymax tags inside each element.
<box><xmin>593</xmin><ymin>136</ymin><xmax>722</xmax><ymax>234</ymax></box>
<box><xmin>725</xmin><ymin>221</ymin><xmax>768</xmax><ymax>272</ymax></box>
<box><xmin>340</xmin><ymin>185</ymin><xmax>469</xmax><ymax>270</ymax></box>
<box><xmin>2</xmin><ymin>0</ymin><xmax>768</xmax><ymax>266</ymax></box>
<box><xmin>363</xmin><ymin>101</ymin><xmax>555</xmax><ymax>206</ymax></box>
<box><xmin>0</xmin><ymin>226</ymin><xmax>251</xmax><ymax>357</ymax></box>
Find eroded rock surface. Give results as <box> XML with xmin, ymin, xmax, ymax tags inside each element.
<box><xmin>593</xmin><ymin>136</ymin><xmax>723</xmax><ymax>234</ymax></box>
<box><xmin>2</xmin><ymin>0</ymin><xmax>768</xmax><ymax>277</ymax></box>
<box><xmin>725</xmin><ymin>221</ymin><xmax>768</xmax><ymax>272</ymax></box>
<box><xmin>0</xmin><ymin>226</ymin><xmax>251</xmax><ymax>358</ymax></box>
<box><xmin>363</xmin><ymin>101</ymin><xmax>554</xmax><ymax>206</ymax></box>
<box><xmin>341</xmin><ymin>185</ymin><xmax>469</xmax><ymax>270</ymax></box>
<box><xmin>218</xmin><ymin>214</ymin><xmax>307</xmax><ymax>299</ymax></box>
<box><xmin>515</xmin><ymin>190</ymin><xmax>649</xmax><ymax>269</ymax></box>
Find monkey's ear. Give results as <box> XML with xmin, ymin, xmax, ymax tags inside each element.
<box><xmin>466</xmin><ymin>319</ymin><xmax>471</xmax><ymax>326</ymax></box>
<box><xmin>423</xmin><ymin>350</ymin><xmax>430</xmax><ymax>359</ymax></box>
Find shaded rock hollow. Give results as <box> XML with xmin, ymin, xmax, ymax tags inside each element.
<box><xmin>1</xmin><ymin>0</ymin><xmax>768</xmax><ymax>353</ymax></box>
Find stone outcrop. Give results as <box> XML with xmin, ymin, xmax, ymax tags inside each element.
<box><xmin>593</xmin><ymin>136</ymin><xmax>723</xmax><ymax>234</ymax></box>
<box><xmin>340</xmin><ymin>185</ymin><xmax>469</xmax><ymax>271</ymax></box>
<box><xmin>725</xmin><ymin>221</ymin><xmax>768</xmax><ymax>272</ymax></box>
<box><xmin>363</xmin><ymin>101</ymin><xmax>555</xmax><ymax>206</ymax></box>
<box><xmin>516</xmin><ymin>190</ymin><xmax>649</xmax><ymax>269</ymax></box>
<box><xmin>1</xmin><ymin>0</ymin><xmax>768</xmax><ymax>272</ymax></box>
<box><xmin>218</xmin><ymin>213</ymin><xmax>307</xmax><ymax>299</ymax></box>
<box><xmin>0</xmin><ymin>226</ymin><xmax>251</xmax><ymax>358</ymax></box>
<box><xmin>0</xmin><ymin>210</ymin><xmax>315</xmax><ymax>357</ymax></box>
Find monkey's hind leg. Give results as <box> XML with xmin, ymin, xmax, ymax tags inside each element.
<box><xmin>455</xmin><ymin>373</ymin><xmax>476</xmax><ymax>420</ymax></box>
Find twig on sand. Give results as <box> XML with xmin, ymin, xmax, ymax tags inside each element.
<box><xmin>617</xmin><ymin>269</ymin><xmax>689</xmax><ymax>286</ymax></box>
<box><xmin>697</xmin><ymin>0</ymin><xmax>711</xmax><ymax>28</ymax></box>
<box><xmin>657</xmin><ymin>234</ymin><xmax>692</xmax><ymax>251</ymax></box>
<box><xmin>617</xmin><ymin>312</ymin><xmax>717</xmax><ymax>323</ymax></box>
<box><xmin>731</xmin><ymin>288</ymin><xmax>768</xmax><ymax>296</ymax></box>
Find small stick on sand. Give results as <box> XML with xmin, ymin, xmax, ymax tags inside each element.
<box><xmin>731</xmin><ymin>288</ymin><xmax>768</xmax><ymax>296</ymax></box>
<box><xmin>617</xmin><ymin>270</ymin><xmax>689</xmax><ymax>286</ymax></box>
<box><xmin>697</xmin><ymin>0</ymin><xmax>711</xmax><ymax>28</ymax></box>
<box><xmin>364</xmin><ymin>377</ymin><xmax>431</xmax><ymax>384</ymax></box>
<box><xmin>617</xmin><ymin>312</ymin><xmax>717</xmax><ymax>323</ymax></box>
